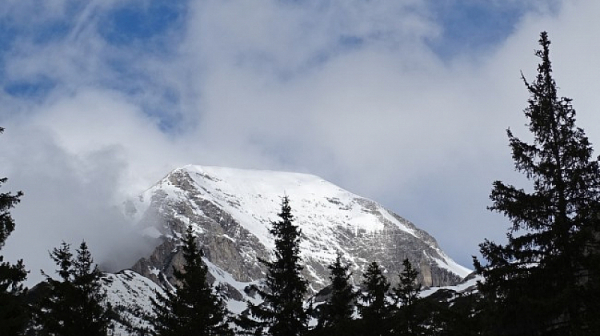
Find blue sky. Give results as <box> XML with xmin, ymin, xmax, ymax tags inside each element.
<box><xmin>1</xmin><ymin>0</ymin><xmax>599</xmax><ymax>284</ymax></box>
<box><xmin>0</xmin><ymin>0</ymin><xmax>531</xmax><ymax>106</ymax></box>
<box><xmin>430</xmin><ymin>1</ymin><xmax>527</xmax><ymax>56</ymax></box>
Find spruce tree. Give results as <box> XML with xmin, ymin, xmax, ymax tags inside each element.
<box><xmin>151</xmin><ymin>224</ymin><xmax>232</xmax><ymax>336</ymax></box>
<box><xmin>392</xmin><ymin>259</ymin><xmax>423</xmax><ymax>336</ymax></box>
<box><xmin>240</xmin><ymin>196</ymin><xmax>309</xmax><ymax>336</ymax></box>
<box><xmin>73</xmin><ymin>242</ymin><xmax>112</xmax><ymax>335</ymax></box>
<box><xmin>474</xmin><ymin>32</ymin><xmax>600</xmax><ymax>335</ymax></box>
<box><xmin>36</xmin><ymin>241</ymin><xmax>112</xmax><ymax>336</ymax></box>
<box><xmin>314</xmin><ymin>253</ymin><xmax>357</xmax><ymax>336</ymax></box>
<box><xmin>0</xmin><ymin>126</ymin><xmax>28</xmax><ymax>335</ymax></box>
<box><xmin>357</xmin><ymin>261</ymin><xmax>393</xmax><ymax>336</ymax></box>
<box><xmin>36</xmin><ymin>242</ymin><xmax>74</xmax><ymax>335</ymax></box>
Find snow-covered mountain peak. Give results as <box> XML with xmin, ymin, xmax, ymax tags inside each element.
<box><xmin>144</xmin><ymin>165</ymin><xmax>417</xmax><ymax>244</ymax></box>
<box><xmin>128</xmin><ymin>164</ymin><xmax>470</xmax><ymax>293</ymax></box>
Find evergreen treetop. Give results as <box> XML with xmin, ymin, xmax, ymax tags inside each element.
<box><xmin>240</xmin><ymin>196</ymin><xmax>308</xmax><ymax>336</ymax></box>
<box><xmin>475</xmin><ymin>31</ymin><xmax>600</xmax><ymax>335</ymax></box>
<box><xmin>393</xmin><ymin>258</ymin><xmax>421</xmax><ymax>308</ymax></box>
<box><xmin>36</xmin><ymin>241</ymin><xmax>112</xmax><ymax>336</ymax></box>
<box><xmin>313</xmin><ymin>253</ymin><xmax>357</xmax><ymax>336</ymax></box>
<box><xmin>151</xmin><ymin>224</ymin><xmax>232</xmax><ymax>336</ymax></box>
<box><xmin>0</xmin><ymin>126</ymin><xmax>28</xmax><ymax>336</ymax></box>
<box><xmin>358</xmin><ymin>261</ymin><xmax>393</xmax><ymax>336</ymax></box>
<box><xmin>392</xmin><ymin>258</ymin><xmax>424</xmax><ymax>336</ymax></box>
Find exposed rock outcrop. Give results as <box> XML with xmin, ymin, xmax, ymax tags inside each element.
<box><xmin>128</xmin><ymin>165</ymin><xmax>470</xmax><ymax>294</ymax></box>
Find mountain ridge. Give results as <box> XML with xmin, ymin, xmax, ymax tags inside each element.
<box><xmin>125</xmin><ymin>164</ymin><xmax>470</xmax><ymax>294</ymax></box>
<box><xmin>87</xmin><ymin>164</ymin><xmax>475</xmax><ymax>334</ymax></box>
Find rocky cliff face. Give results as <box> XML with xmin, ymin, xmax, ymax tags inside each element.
<box><xmin>126</xmin><ymin>165</ymin><xmax>470</xmax><ymax>295</ymax></box>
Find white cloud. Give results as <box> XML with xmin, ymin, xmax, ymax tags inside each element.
<box><xmin>31</xmin><ymin>89</ymin><xmax>185</xmax><ymax>194</ymax></box>
<box><xmin>0</xmin><ymin>121</ymin><xmax>154</xmax><ymax>284</ymax></box>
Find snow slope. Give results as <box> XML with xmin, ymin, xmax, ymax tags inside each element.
<box><xmin>128</xmin><ymin>165</ymin><xmax>471</xmax><ymax>291</ymax></box>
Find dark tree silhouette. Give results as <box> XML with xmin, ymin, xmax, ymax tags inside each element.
<box><xmin>358</xmin><ymin>261</ymin><xmax>393</xmax><ymax>336</ymax></box>
<box><xmin>36</xmin><ymin>241</ymin><xmax>112</xmax><ymax>336</ymax></box>
<box><xmin>0</xmin><ymin>126</ymin><xmax>28</xmax><ymax>335</ymax></box>
<box><xmin>151</xmin><ymin>224</ymin><xmax>232</xmax><ymax>336</ymax></box>
<box><xmin>392</xmin><ymin>258</ymin><xmax>423</xmax><ymax>335</ymax></box>
<box><xmin>313</xmin><ymin>253</ymin><xmax>358</xmax><ymax>336</ymax></box>
<box><xmin>475</xmin><ymin>32</ymin><xmax>600</xmax><ymax>335</ymax></box>
<box><xmin>239</xmin><ymin>196</ymin><xmax>309</xmax><ymax>336</ymax></box>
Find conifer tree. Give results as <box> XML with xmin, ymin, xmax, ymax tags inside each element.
<box><xmin>392</xmin><ymin>258</ymin><xmax>423</xmax><ymax>336</ymax></box>
<box><xmin>240</xmin><ymin>196</ymin><xmax>309</xmax><ymax>336</ymax></box>
<box><xmin>474</xmin><ymin>32</ymin><xmax>600</xmax><ymax>335</ymax></box>
<box><xmin>313</xmin><ymin>253</ymin><xmax>357</xmax><ymax>336</ymax></box>
<box><xmin>441</xmin><ymin>291</ymin><xmax>483</xmax><ymax>336</ymax></box>
<box><xmin>151</xmin><ymin>224</ymin><xmax>232</xmax><ymax>336</ymax></box>
<box><xmin>358</xmin><ymin>261</ymin><xmax>393</xmax><ymax>336</ymax></box>
<box><xmin>0</xmin><ymin>127</ymin><xmax>28</xmax><ymax>335</ymax></box>
<box><xmin>36</xmin><ymin>241</ymin><xmax>112</xmax><ymax>336</ymax></box>
<box><xmin>73</xmin><ymin>241</ymin><xmax>112</xmax><ymax>334</ymax></box>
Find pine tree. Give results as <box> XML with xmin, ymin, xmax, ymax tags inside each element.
<box><xmin>36</xmin><ymin>242</ymin><xmax>74</xmax><ymax>335</ymax></box>
<box><xmin>151</xmin><ymin>283</ymin><xmax>177</xmax><ymax>336</ymax></box>
<box><xmin>392</xmin><ymin>259</ymin><xmax>423</xmax><ymax>336</ymax></box>
<box><xmin>474</xmin><ymin>32</ymin><xmax>600</xmax><ymax>335</ymax></box>
<box><xmin>240</xmin><ymin>196</ymin><xmax>309</xmax><ymax>336</ymax></box>
<box><xmin>358</xmin><ymin>261</ymin><xmax>393</xmax><ymax>336</ymax></box>
<box><xmin>73</xmin><ymin>242</ymin><xmax>112</xmax><ymax>335</ymax></box>
<box><xmin>151</xmin><ymin>224</ymin><xmax>232</xmax><ymax>336</ymax></box>
<box><xmin>36</xmin><ymin>241</ymin><xmax>112</xmax><ymax>336</ymax></box>
<box><xmin>394</xmin><ymin>259</ymin><xmax>421</xmax><ymax>309</ymax></box>
<box><xmin>313</xmin><ymin>253</ymin><xmax>358</xmax><ymax>336</ymax></box>
<box><xmin>0</xmin><ymin>126</ymin><xmax>29</xmax><ymax>336</ymax></box>
<box><xmin>442</xmin><ymin>292</ymin><xmax>483</xmax><ymax>336</ymax></box>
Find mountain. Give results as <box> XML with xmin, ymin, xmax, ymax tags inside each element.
<box><xmin>80</xmin><ymin>164</ymin><xmax>475</xmax><ymax>334</ymax></box>
<box><xmin>124</xmin><ymin>165</ymin><xmax>470</xmax><ymax>297</ymax></box>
